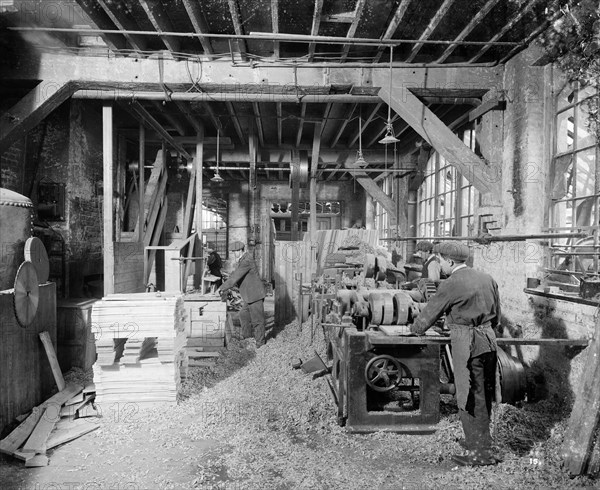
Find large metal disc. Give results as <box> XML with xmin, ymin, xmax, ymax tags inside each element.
<box><xmin>14</xmin><ymin>261</ymin><xmax>39</xmax><ymax>327</ymax></box>
<box><xmin>24</xmin><ymin>237</ymin><xmax>49</xmax><ymax>283</ymax></box>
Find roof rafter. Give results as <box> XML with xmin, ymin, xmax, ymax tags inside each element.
<box><xmin>373</xmin><ymin>0</ymin><xmax>413</xmax><ymax>63</ymax></box>
<box><xmin>308</xmin><ymin>0</ymin><xmax>325</xmax><ymax>62</ymax></box>
<box><xmin>469</xmin><ymin>0</ymin><xmax>540</xmax><ymax>63</ymax></box>
<box><xmin>150</xmin><ymin>100</ymin><xmax>187</xmax><ymax>136</ymax></box>
<box><xmin>75</xmin><ymin>0</ymin><xmax>127</xmax><ymax>52</ymax></box>
<box><xmin>405</xmin><ymin>0</ymin><xmax>456</xmax><ymax>63</ymax></box>
<box><xmin>203</xmin><ymin>103</ymin><xmax>223</xmax><ymax>133</ymax></box>
<box><xmin>226</xmin><ymin>101</ymin><xmax>246</xmax><ymax>145</ymax></box>
<box><xmin>252</xmin><ymin>103</ymin><xmax>265</xmax><ymax>147</ymax></box>
<box><xmin>340</xmin><ymin>0</ymin><xmax>368</xmax><ymax>62</ymax></box>
<box><xmin>138</xmin><ymin>0</ymin><xmax>181</xmax><ymax>53</ymax></box>
<box><xmin>181</xmin><ymin>0</ymin><xmax>214</xmax><ymax>55</ymax></box>
<box><xmin>347</xmin><ymin>102</ymin><xmax>383</xmax><ymax>148</ymax></box>
<box><xmin>96</xmin><ymin>0</ymin><xmax>147</xmax><ymax>52</ymax></box>
<box><xmin>227</xmin><ymin>0</ymin><xmax>248</xmax><ymax>61</ymax></box>
<box><xmin>174</xmin><ymin>101</ymin><xmax>204</xmax><ymax>134</ymax></box>
<box><xmin>330</xmin><ymin>103</ymin><xmax>358</xmax><ymax>148</ymax></box>
<box><xmin>436</xmin><ymin>0</ymin><xmax>500</xmax><ymax>63</ymax></box>
<box><xmin>277</xmin><ymin>102</ymin><xmax>283</xmax><ymax>146</ymax></box>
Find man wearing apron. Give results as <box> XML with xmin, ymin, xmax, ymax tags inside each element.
<box><xmin>410</xmin><ymin>241</ymin><xmax>500</xmax><ymax>466</ymax></box>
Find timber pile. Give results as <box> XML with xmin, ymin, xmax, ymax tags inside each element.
<box><xmin>91</xmin><ymin>293</ymin><xmax>187</xmax><ymax>406</ymax></box>
<box><xmin>561</xmin><ymin>314</ymin><xmax>600</xmax><ymax>477</ymax></box>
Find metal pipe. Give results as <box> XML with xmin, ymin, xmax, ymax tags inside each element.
<box><xmin>207</xmin><ymin>166</ymin><xmax>415</xmax><ymax>173</ymax></box>
<box><xmin>72</xmin><ymin>91</ymin><xmax>380</xmax><ymax>103</ymax></box>
<box><xmin>380</xmin><ymin>232</ymin><xmax>590</xmax><ymax>242</ymax></box>
<box><xmin>7</xmin><ymin>26</ymin><xmax>522</xmax><ymax>47</ymax></box>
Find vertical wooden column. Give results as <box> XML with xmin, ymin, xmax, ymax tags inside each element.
<box><xmin>194</xmin><ymin>126</ymin><xmax>204</xmax><ymax>288</ymax></box>
<box><xmin>249</xmin><ymin>126</ymin><xmax>257</xmax><ymax>244</ymax></box>
<box><xmin>138</xmin><ymin>124</ymin><xmax>145</xmax><ymax>242</ymax></box>
<box><xmin>102</xmin><ymin>102</ymin><xmax>114</xmax><ymax>295</ymax></box>
<box><xmin>291</xmin><ymin>150</ymin><xmax>300</xmax><ymax>241</ymax></box>
<box><xmin>309</xmin><ymin>123</ymin><xmax>322</xmax><ymax>243</ymax></box>
<box><xmin>116</xmin><ymin>134</ymin><xmax>127</xmax><ymax>241</ymax></box>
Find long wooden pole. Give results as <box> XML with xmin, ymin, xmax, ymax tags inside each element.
<box><xmin>102</xmin><ymin>102</ymin><xmax>114</xmax><ymax>295</ymax></box>
<box><xmin>194</xmin><ymin>125</ymin><xmax>204</xmax><ymax>289</ymax></box>
<box><xmin>138</xmin><ymin>123</ymin><xmax>145</xmax><ymax>242</ymax></box>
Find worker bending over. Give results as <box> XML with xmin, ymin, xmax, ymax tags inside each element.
<box><xmin>410</xmin><ymin>241</ymin><xmax>500</xmax><ymax>466</ymax></box>
<box><xmin>217</xmin><ymin>241</ymin><xmax>266</xmax><ymax>347</ymax></box>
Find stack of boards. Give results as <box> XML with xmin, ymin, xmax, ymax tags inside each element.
<box><xmin>91</xmin><ymin>293</ymin><xmax>187</xmax><ymax>407</ymax></box>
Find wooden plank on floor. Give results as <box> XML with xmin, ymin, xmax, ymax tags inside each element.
<box><xmin>45</xmin><ymin>420</ymin><xmax>100</xmax><ymax>450</ymax></box>
<box><xmin>21</xmin><ymin>407</ymin><xmax>58</xmax><ymax>454</ymax></box>
<box><xmin>39</xmin><ymin>331</ymin><xmax>66</xmax><ymax>391</ymax></box>
<box><xmin>25</xmin><ymin>454</ymin><xmax>49</xmax><ymax>467</ymax></box>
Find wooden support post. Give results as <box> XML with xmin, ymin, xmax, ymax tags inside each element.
<box><xmin>194</xmin><ymin>127</ymin><xmax>204</xmax><ymax>289</ymax></box>
<box><xmin>103</xmin><ymin>102</ymin><xmax>115</xmax><ymax>295</ymax></box>
<box><xmin>249</xmin><ymin>126</ymin><xmax>257</xmax><ymax>243</ymax></box>
<box><xmin>291</xmin><ymin>150</ymin><xmax>300</xmax><ymax>241</ymax></box>
<box><xmin>309</xmin><ymin>122</ymin><xmax>322</xmax><ymax>257</ymax></box>
<box><xmin>39</xmin><ymin>331</ymin><xmax>65</xmax><ymax>392</ymax></box>
<box><xmin>138</xmin><ymin>124</ymin><xmax>145</xmax><ymax>242</ymax></box>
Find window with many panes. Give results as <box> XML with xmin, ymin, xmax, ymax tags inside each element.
<box><xmin>374</xmin><ymin>175</ymin><xmax>393</xmax><ymax>237</ymax></box>
<box><xmin>417</xmin><ymin>129</ymin><xmax>477</xmax><ymax>238</ymax></box>
<box><xmin>548</xmin><ymin>82</ymin><xmax>599</xmax><ymax>287</ymax></box>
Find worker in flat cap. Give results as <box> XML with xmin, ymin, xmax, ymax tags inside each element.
<box><xmin>414</xmin><ymin>240</ymin><xmax>441</xmax><ymax>282</ymax></box>
<box><xmin>410</xmin><ymin>241</ymin><xmax>501</xmax><ymax>467</ymax></box>
<box><xmin>217</xmin><ymin>241</ymin><xmax>266</xmax><ymax>347</ymax></box>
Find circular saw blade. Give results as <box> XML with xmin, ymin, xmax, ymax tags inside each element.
<box><xmin>24</xmin><ymin>237</ymin><xmax>49</xmax><ymax>283</ymax></box>
<box><xmin>14</xmin><ymin>261</ymin><xmax>39</xmax><ymax>327</ymax></box>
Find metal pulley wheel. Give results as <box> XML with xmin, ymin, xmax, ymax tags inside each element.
<box><xmin>393</xmin><ymin>292</ymin><xmax>412</xmax><ymax>324</ymax></box>
<box><xmin>336</xmin><ymin>290</ymin><xmax>358</xmax><ymax>316</ymax></box>
<box><xmin>365</xmin><ymin>355</ymin><xmax>404</xmax><ymax>392</ymax></box>
<box><xmin>368</xmin><ymin>291</ymin><xmax>394</xmax><ymax>325</ymax></box>
<box><xmin>24</xmin><ymin>237</ymin><xmax>49</xmax><ymax>283</ymax></box>
<box><xmin>496</xmin><ymin>347</ymin><xmax>527</xmax><ymax>404</ymax></box>
<box><xmin>13</xmin><ymin>260</ymin><xmax>39</xmax><ymax>327</ymax></box>
<box><xmin>289</xmin><ymin>154</ymin><xmax>309</xmax><ymax>188</ymax></box>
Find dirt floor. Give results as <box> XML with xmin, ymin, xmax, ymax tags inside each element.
<box><xmin>1</xmin><ymin>298</ymin><xmax>599</xmax><ymax>490</ymax></box>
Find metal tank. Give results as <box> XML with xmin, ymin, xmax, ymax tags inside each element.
<box><xmin>0</xmin><ymin>188</ymin><xmax>33</xmax><ymax>291</ymax></box>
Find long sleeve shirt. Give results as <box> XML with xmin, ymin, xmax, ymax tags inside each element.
<box><xmin>410</xmin><ymin>265</ymin><xmax>501</xmax><ymax>356</ymax></box>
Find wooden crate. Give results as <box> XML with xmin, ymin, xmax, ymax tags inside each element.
<box><xmin>57</xmin><ymin>298</ymin><xmax>98</xmax><ymax>372</ymax></box>
<box><xmin>183</xmin><ymin>296</ymin><xmax>226</xmax><ymax>347</ymax></box>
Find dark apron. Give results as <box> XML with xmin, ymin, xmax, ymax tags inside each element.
<box><xmin>448</xmin><ymin>323</ymin><xmax>500</xmax><ymax>410</ymax></box>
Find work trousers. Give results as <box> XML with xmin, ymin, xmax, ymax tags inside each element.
<box><xmin>239</xmin><ymin>299</ymin><xmax>266</xmax><ymax>346</ymax></box>
<box><xmin>459</xmin><ymin>351</ymin><xmax>497</xmax><ymax>459</ymax></box>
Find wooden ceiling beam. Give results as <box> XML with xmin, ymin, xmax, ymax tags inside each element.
<box><xmin>271</xmin><ymin>0</ymin><xmax>280</xmax><ymax>58</ymax></box>
<box><xmin>340</xmin><ymin>0</ymin><xmax>368</xmax><ymax>62</ymax></box>
<box><xmin>174</xmin><ymin>101</ymin><xmax>204</xmax><ymax>134</ymax></box>
<box><xmin>470</xmin><ymin>0</ymin><xmax>540</xmax><ymax>63</ymax></box>
<box><xmin>181</xmin><ymin>0</ymin><xmax>214</xmax><ymax>55</ymax></box>
<box><xmin>96</xmin><ymin>0</ymin><xmax>147</xmax><ymax>52</ymax></box>
<box><xmin>226</xmin><ymin>101</ymin><xmax>246</xmax><ymax>145</ymax></box>
<box><xmin>139</xmin><ymin>0</ymin><xmax>181</xmax><ymax>53</ymax></box>
<box><xmin>316</xmin><ymin>103</ymin><xmax>332</xmax><ymax>179</ymax></box>
<box><xmin>295</xmin><ymin>103</ymin><xmax>307</xmax><ymax>148</ymax></box>
<box><xmin>149</xmin><ymin>100</ymin><xmax>187</xmax><ymax>136</ymax></box>
<box><xmin>75</xmin><ymin>0</ymin><xmax>127</xmax><ymax>52</ymax></box>
<box><xmin>308</xmin><ymin>0</ymin><xmax>325</xmax><ymax>62</ymax></box>
<box><xmin>252</xmin><ymin>103</ymin><xmax>265</xmax><ymax>147</ymax></box>
<box><xmin>436</xmin><ymin>0</ymin><xmax>500</xmax><ymax>63</ymax></box>
<box><xmin>227</xmin><ymin>0</ymin><xmax>248</xmax><ymax>61</ymax></box>
<box><xmin>347</xmin><ymin>102</ymin><xmax>383</xmax><ymax>148</ymax></box>
<box><xmin>373</xmin><ymin>0</ymin><xmax>413</xmax><ymax>63</ymax></box>
<box><xmin>330</xmin><ymin>103</ymin><xmax>357</xmax><ymax>148</ymax></box>
<box><xmin>405</xmin><ymin>0</ymin><xmax>456</xmax><ymax>63</ymax></box>
<box><xmin>203</xmin><ymin>103</ymin><xmax>223</xmax><ymax>133</ymax></box>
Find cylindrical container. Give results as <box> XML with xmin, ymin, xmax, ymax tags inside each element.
<box><xmin>0</xmin><ymin>188</ymin><xmax>33</xmax><ymax>291</ymax></box>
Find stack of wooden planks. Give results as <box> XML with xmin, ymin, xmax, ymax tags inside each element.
<box><xmin>561</xmin><ymin>314</ymin><xmax>600</xmax><ymax>477</ymax></box>
<box><xmin>91</xmin><ymin>293</ymin><xmax>187</xmax><ymax>407</ymax></box>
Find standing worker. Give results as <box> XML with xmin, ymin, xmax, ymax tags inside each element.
<box><xmin>414</xmin><ymin>240</ymin><xmax>441</xmax><ymax>282</ymax></box>
<box><xmin>409</xmin><ymin>242</ymin><xmax>500</xmax><ymax>466</ymax></box>
<box><xmin>217</xmin><ymin>241</ymin><xmax>266</xmax><ymax>347</ymax></box>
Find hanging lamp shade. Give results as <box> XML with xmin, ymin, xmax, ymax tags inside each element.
<box><xmin>380</xmin><ymin>45</ymin><xmax>400</xmax><ymax>145</ymax></box>
<box><xmin>379</xmin><ymin>124</ymin><xmax>400</xmax><ymax>145</ymax></box>
<box><xmin>354</xmin><ymin>151</ymin><xmax>368</xmax><ymax>168</ymax></box>
<box><xmin>211</xmin><ymin>129</ymin><xmax>224</xmax><ymax>183</ymax></box>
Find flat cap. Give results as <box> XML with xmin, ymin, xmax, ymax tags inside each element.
<box><xmin>438</xmin><ymin>241</ymin><xmax>470</xmax><ymax>262</ymax></box>
<box><xmin>415</xmin><ymin>241</ymin><xmax>433</xmax><ymax>253</ymax></box>
<box><xmin>230</xmin><ymin>241</ymin><xmax>245</xmax><ymax>251</ymax></box>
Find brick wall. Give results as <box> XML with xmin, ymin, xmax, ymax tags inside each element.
<box><xmin>0</xmin><ymin>139</ymin><xmax>25</xmax><ymax>191</ymax></box>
